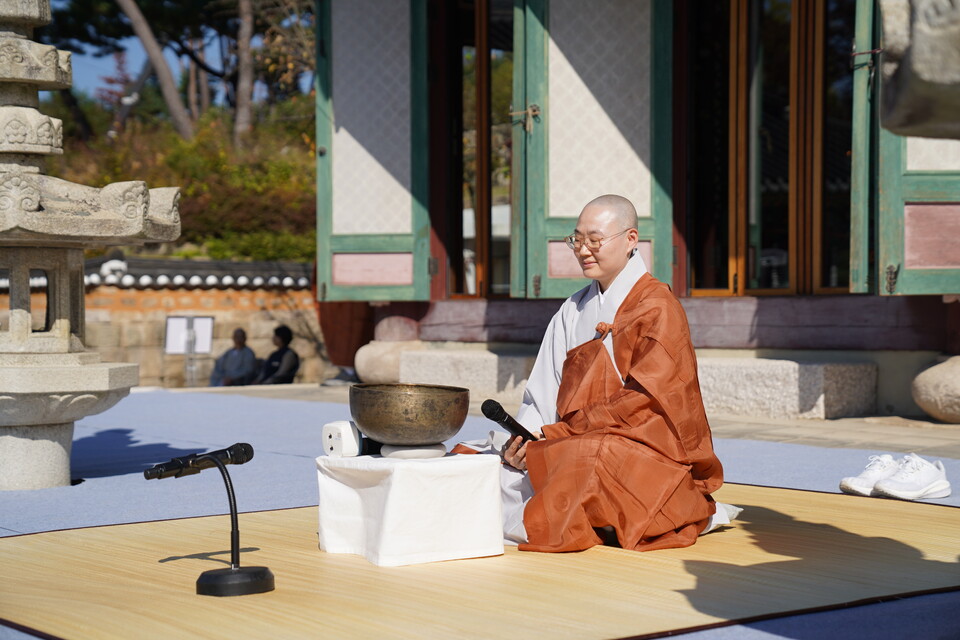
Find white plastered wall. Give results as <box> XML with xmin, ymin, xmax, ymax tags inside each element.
<box><xmin>331</xmin><ymin>0</ymin><xmax>412</xmax><ymax>235</ymax></box>
<box><xmin>547</xmin><ymin>0</ymin><xmax>651</xmax><ymax>219</ymax></box>
<box><xmin>906</xmin><ymin>137</ymin><xmax>960</xmax><ymax>171</ymax></box>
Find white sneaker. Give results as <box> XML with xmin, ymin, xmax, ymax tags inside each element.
<box><xmin>873</xmin><ymin>453</ymin><xmax>952</xmax><ymax>500</ymax></box>
<box><xmin>839</xmin><ymin>454</ymin><xmax>900</xmax><ymax>496</ymax></box>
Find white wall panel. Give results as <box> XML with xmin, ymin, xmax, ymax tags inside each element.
<box><xmin>547</xmin><ymin>0</ymin><xmax>651</xmax><ymax>218</ymax></box>
<box><xmin>331</xmin><ymin>0</ymin><xmax>411</xmax><ymax>234</ymax></box>
<box><xmin>906</xmin><ymin>137</ymin><xmax>960</xmax><ymax>172</ymax></box>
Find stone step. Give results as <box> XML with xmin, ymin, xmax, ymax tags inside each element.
<box><xmin>697</xmin><ymin>358</ymin><xmax>877</xmax><ymax>420</ymax></box>
<box><xmin>399</xmin><ymin>349</ymin><xmax>535</xmax><ymax>408</ymax></box>
<box><xmin>398</xmin><ymin>349</ymin><xmax>878</xmax><ymax>420</ymax></box>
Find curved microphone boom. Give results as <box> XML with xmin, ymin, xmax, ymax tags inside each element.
<box><xmin>481</xmin><ymin>399</ymin><xmax>539</xmax><ymax>443</ymax></box>
<box><xmin>143</xmin><ymin>443</ymin><xmax>254</xmax><ymax>480</ymax></box>
<box><xmin>143</xmin><ymin>442</ymin><xmax>274</xmax><ymax>596</ymax></box>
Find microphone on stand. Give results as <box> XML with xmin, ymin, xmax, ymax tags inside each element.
<box><xmin>481</xmin><ymin>399</ymin><xmax>539</xmax><ymax>443</ymax></box>
<box><xmin>144</xmin><ymin>443</ymin><xmax>254</xmax><ymax>480</ymax></box>
<box><xmin>143</xmin><ymin>443</ymin><xmax>274</xmax><ymax>597</ymax></box>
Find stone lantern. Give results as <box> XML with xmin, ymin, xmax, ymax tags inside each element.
<box><xmin>0</xmin><ymin>0</ymin><xmax>180</xmax><ymax>490</ymax></box>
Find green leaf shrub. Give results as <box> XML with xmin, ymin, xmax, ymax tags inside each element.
<box><xmin>45</xmin><ymin>95</ymin><xmax>317</xmax><ymax>262</ymax></box>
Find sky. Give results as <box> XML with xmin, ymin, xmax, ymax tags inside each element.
<box><xmin>60</xmin><ymin>37</ymin><xmax>293</xmax><ymax>105</ymax></box>
<box><xmin>42</xmin><ymin>0</ymin><xmax>305</xmax><ymax>103</ymax></box>
<box><xmin>73</xmin><ymin>42</ymin><xmax>147</xmax><ymax>96</ymax></box>
<box><xmin>67</xmin><ymin>40</ymin><xmax>199</xmax><ymax>98</ymax></box>
<box><xmin>44</xmin><ymin>0</ymin><xmax>158</xmax><ymax>97</ymax></box>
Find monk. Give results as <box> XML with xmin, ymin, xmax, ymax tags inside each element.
<box><xmin>502</xmin><ymin>194</ymin><xmax>727</xmax><ymax>553</ymax></box>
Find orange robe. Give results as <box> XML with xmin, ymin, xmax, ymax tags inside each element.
<box><xmin>520</xmin><ymin>273</ymin><xmax>723</xmax><ymax>553</ymax></box>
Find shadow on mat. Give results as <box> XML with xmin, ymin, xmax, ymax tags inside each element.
<box><xmin>71</xmin><ymin>429</ymin><xmax>201</xmax><ymax>478</ymax></box>
<box><xmin>159</xmin><ymin>547</ymin><xmax>261</xmax><ymax>566</ymax></box>
<box><xmin>680</xmin><ymin>505</ymin><xmax>960</xmax><ymax>640</ymax></box>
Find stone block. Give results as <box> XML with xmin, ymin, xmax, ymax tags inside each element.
<box><xmin>822</xmin><ymin>363</ymin><xmax>879</xmax><ymax>418</ymax></box>
<box><xmin>139</xmin><ymin>374</ymin><xmax>163</xmax><ymax>387</ymax></box>
<box><xmin>356</xmin><ymin>340</ymin><xmax>427</xmax><ymax>384</ymax></box>
<box><xmin>85</xmin><ymin>309</ymin><xmax>112</xmax><ymax>323</ymax></box>
<box><xmin>374</xmin><ymin>314</ymin><xmax>420</xmax><ymax>341</ymax></box>
<box><xmin>125</xmin><ymin>346</ymin><xmax>163</xmax><ymax>382</ymax></box>
<box><xmin>95</xmin><ymin>347</ymin><xmax>129</xmax><ymax>364</ymax></box>
<box><xmin>162</xmin><ymin>355</ymin><xmax>186</xmax><ymax>387</ymax></box>
<box><xmin>159</xmin><ymin>353</ymin><xmax>214</xmax><ymax>388</ymax></box>
<box><xmin>192</xmin><ymin>356</ymin><xmax>215</xmax><ymax>387</ymax></box>
<box><xmin>84</xmin><ymin>322</ymin><xmax>121</xmax><ymax>348</ymax></box>
<box><xmin>299</xmin><ymin>355</ymin><xmax>332</xmax><ymax>383</ymax></box>
<box><xmin>399</xmin><ymin>349</ymin><xmax>536</xmax><ymax>402</ymax></box>
<box><xmin>215</xmin><ymin>321</ymin><xmax>243</xmax><ymax>339</ymax></box>
<box><xmin>697</xmin><ymin>358</ymin><xmax>877</xmax><ymax>419</ymax></box>
<box><xmin>121</xmin><ymin>321</ymin><xmax>164</xmax><ymax>348</ymax></box>
<box><xmin>247</xmin><ymin>340</ymin><xmax>273</xmax><ymax>360</ymax></box>
<box><xmin>208</xmin><ymin>338</ymin><xmax>231</xmax><ymax>358</ymax></box>
<box><xmin>1</xmin><ymin>1</ymin><xmax>52</xmax><ymax>27</ymax></box>
<box><xmin>912</xmin><ymin>356</ymin><xmax>960</xmax><ymax>423</ymax></box>
<box><xmin>300</xmin><ymin>356</ymin><xmax>320</xmax><ymax>381</ymax></box>
<box><xmin>0</xmin><ymin>39</ymin><xmax>69</xmax><ymax>89</ymax></box>
<box><xmin>0</xmin><ymin>107</ymin><xmax>62</xmax><ymax>154</ymax></box>
<box><xmin>250</xmin><ymin>319</ymin><xmax>278</xmax><ymax>341</ymax></box>
<box><xmin>319</xmin><ymin>357</ymin><xmax>340</xmax><ymax>382</ymax></box>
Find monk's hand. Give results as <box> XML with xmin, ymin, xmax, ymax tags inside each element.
<box><xmin>502</xmin><ymin>436</ymin><xmax>529</xmax><ymax>471</ymax></box>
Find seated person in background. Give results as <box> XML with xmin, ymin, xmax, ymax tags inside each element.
<box><xmin>209</xmin><ymin>328</ymin><xmax>257</xmax><ymax>386</ymax></box>
<box><xmin>255</xmin><ymin>324</ymin><xmax>300</xmax><ymax>384</ymax></box>
<box><xmin>498</xmin><ymin>194</ymin><xmax>733</xmax><ymax>552</ymax></box>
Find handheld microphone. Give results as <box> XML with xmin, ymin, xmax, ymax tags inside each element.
<box><xmin>481</xmin><ymin>399</ymin><xmax>539</xmax><ymax>443</ymax></box>
<box><xmin>144</xmin><ymin>443</ymin><xmax>254</xmax><ymax>480</ymax></box>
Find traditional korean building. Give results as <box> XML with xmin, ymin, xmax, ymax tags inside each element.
<box><xmin>314</xmin><ymin>0</ymin><xmax>959</xmax><ymax>417</ymax></box>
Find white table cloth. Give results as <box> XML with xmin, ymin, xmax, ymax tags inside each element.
<box><xmin>316</xmin><ymin>454</ymin><xmax>504</xmax><ymax>566</ymax></box>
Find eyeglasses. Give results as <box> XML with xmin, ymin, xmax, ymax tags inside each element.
<box><xmin>564</xmin><ymin>228</ymin><xmax>630</xmax><ymax>252</ymax></box>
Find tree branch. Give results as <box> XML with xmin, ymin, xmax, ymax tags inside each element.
<box><xmin>169</xmin><ymin>38</ymin><xmax>227</xmax><ymax>78</ymax></box>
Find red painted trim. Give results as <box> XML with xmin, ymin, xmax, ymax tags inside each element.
<box><xmin>672</xmin><ymin>0</ymin><xmax>690</xmax><ymax>297</ymax></box>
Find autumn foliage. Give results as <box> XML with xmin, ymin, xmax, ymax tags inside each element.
<box><xmin>44</xmin><ymin>93</ymin><xmax>317</xmax><ymax>261</ymax></box>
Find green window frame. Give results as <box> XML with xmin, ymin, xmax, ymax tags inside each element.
<box><xmin>317</xmin><ymin>0</ymin><xmax>679</xmax><ymax>302</ymax></box>
<box><xmin>878</xmin><ymin>130</ymin><xmax>960</xmax><ymax>295</ymax></box>
<box><xmin>314</xmin><ymin>0</ymin><xmax>431</xmax><ymax>302</ymax></box>
<box><xmin>519</xmin><ymin>0</ymin><xmax>674</xmax><ymax>301</ymax></box>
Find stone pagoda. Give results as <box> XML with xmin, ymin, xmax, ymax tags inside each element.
<box><xmin>0</xmin><ymin>0</ymin><xmax>180</xmax><ymax>490</ymax></box>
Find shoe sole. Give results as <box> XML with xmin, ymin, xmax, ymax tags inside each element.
<box><xmin>839</xmin><ymin>481</ymin><xmax>875</xmax><ymax>497</ymax></box>
<box><xmin>872</xmin><ymin>480</ymin><xmax>952</xmax><ymax>500</ymax></box>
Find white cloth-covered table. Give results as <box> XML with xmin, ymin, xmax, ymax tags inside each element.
<box><xmin>316</xmin><ymin>454</ymin><xmax>504</xmax><ymax>566</ymax></box>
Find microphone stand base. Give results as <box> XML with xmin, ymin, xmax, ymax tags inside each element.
<box><xmin>196</xmin><ymin>566</ymin><xmax>275</xmax><ymax>597</ymax></box>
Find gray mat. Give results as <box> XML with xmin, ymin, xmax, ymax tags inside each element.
<box><xmin>1</xmin><ymin>390</ymin><xmax>957</xmax><ymax>537</ymax></box>
<box><xmin>671</xmin><ymin>590</ymin><xmax>960</xmax><ymax>640</ymax></box>
<box><xmin>713</xmin><ymin>439</ymin><xmax>960</xmax><ymax>507</ymax></box>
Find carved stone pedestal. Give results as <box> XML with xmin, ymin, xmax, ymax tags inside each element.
<box><xmin>0</xmin><ymin>354</ymin><xmax>138</xmax><ymax>490</ymax></box>
<box><xmin>0</xmin><ymin>422</ymin><xmax>73</xmax><ymax>490</ymax></box>
<box><xmin>0</xmin><ymin>0</ymin><xmax>179</xmax><ymax>489</ymax></box>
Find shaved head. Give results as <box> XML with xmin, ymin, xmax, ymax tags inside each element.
<box><xmin>581</xmin><ymin>194</ymin><xmax>638</xmax><ymax>231</ymax></box>
<box><xmin>574</xmin><ymin>194</ymin><xmax>640</xmax><ymax>291</ymax></box>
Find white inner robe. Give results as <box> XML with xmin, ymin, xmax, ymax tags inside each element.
<box><xmin>516</xmin><ymin>251</ymin><xmax>649</xmax><ymax>430</ymax></box>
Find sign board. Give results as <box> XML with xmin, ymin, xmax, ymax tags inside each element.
<box><xmin>164</xmin><ymin>316</ymin><xmax>214</xmax><ymax>355</ymax></box>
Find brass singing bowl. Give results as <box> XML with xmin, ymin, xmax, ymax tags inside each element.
<box><xmin>349</xmin><ymin>383</ymin><xmax>470</xmax><ymax>446</ymax></box>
